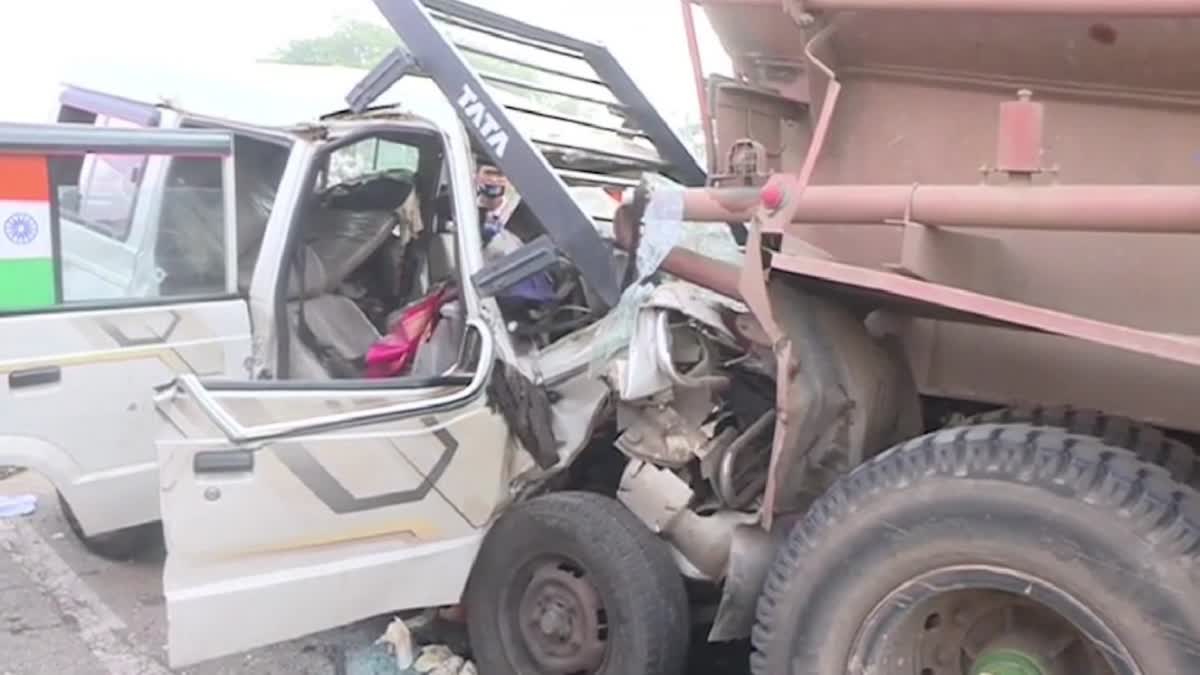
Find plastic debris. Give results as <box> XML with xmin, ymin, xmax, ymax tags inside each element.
<box><xmin>375</xmin><ymin>617</ymin><xmax>416</xmax><ymax>670</ymax></box>
<box><xmin>412</xmin><ymin>645</ymin><xmax>455</xmax><ymax>672</ymax></box>
<box><xmin>357</xmin><ymin>613</ymin><xmax>475</xmax><ymax>675</ymax></box>
<box><xmin>0</xmin><ymin>494</ymin><xmax>36</xmax><ymax>519</ymax></box>
<box><xmin>412</xmin><ymin>645</ymin><xmax>474</xmax><ymax>675</ymax></box>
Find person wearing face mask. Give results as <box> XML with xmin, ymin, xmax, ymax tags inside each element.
<box><xmin>476</xmin><ymin>162</ymin><xmax>511</xmax><ymax>236</ymax></box>
<box><xmin>475</xmin><ymin>161</ymin><xmax>557</xmax><ymax>310</ymax></box>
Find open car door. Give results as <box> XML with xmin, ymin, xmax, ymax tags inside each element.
<box><xmin>154</xmin><ymin>320</ymin><xmax>513</xmax><ymax>668</ymax></box>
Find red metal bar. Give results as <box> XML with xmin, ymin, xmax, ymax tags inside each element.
<box><xmin>760</xmin><ymin>23</ymin><xmax>842</xmax><ymax>234</ymax></box>
<box><xmin>771</xmin><ymin>251</ymin><xmax>1200</xmax><ymax>368</ymax></box>
<box><xmin>682</xmin><ymin>184</ymin><xmax>1200</xmax><ymax>234</ymax></box>
<box><xmin>680</xmin><ymin>0</ymin><xmax>717</xmax><ymax>172</ymax></box>
<box><xmin>802</xmin><ymin>0</ymin><xmax>1200</xmax><ymax>15</ymax></box>
<box><xmin>612</xmin><ymin>204</ymin><xmax>743</xmax><ymax>300</ymax></box>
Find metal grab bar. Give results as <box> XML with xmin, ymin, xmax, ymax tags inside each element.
<box><xmin>171</xmin><ymin>319</ymin><xmax>496</xmax><ymax>445</ymax></box>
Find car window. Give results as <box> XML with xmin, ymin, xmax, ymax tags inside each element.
<box><xmin>72</xmin><ymin>116</ymin><xmax>149</xmax><ymax>241</ymax></box>
<box><xmin>0</xmin><ymin>148</ymin><xmax>236</xmax><ymax>311</ymax></box>
<box><xmin>327</xmin><ymin>138</ymin><xmax>419</xmax><ymax>187</ymax></box>
<box><xmin>151</xmin><ymin>155</ymin><xmax>229</xmax><ymax>297</ymax></box>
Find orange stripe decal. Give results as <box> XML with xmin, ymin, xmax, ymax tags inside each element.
<box><xmin>0</xmin><ymin>155</ymin><xmax>50</xmax><ymax>202</ymax></box>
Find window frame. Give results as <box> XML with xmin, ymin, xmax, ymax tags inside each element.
<box><xmin>273</xmin><ymin>125</ymin><xmax>457</xmax><ymax>380</ymax></box>
<box><xmin>0</xmin><ymin>125</ymin><xmax>240</xmax><ymax>317</ymax></box>
<box><xmin>323</xmin><ymin>136</ymin><xmax>423</xmax><ymax>190</ymax></box>
<box><xmin>73</xmin><ymin>114</ymin><xmax>151</xmax><ymax>242</ymax></box>
<box><xmin>153</xmin><ymin>152</ymin><xmax>238</xmax><ymax>297</ymax></box>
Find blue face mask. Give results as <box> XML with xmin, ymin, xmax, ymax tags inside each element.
<box><xmin>478</xmin><ymin>183</ymin><xmax>506</xmax><ymax>200</ymax></box>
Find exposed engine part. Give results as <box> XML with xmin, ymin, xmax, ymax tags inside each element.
<box><xmin>714</xmin><ymin>410</ymin><xmax>775</xmax><ymax>511</ymax></box>
<box><xmin>618</xmin><ymin>286</ymin><xmax>747</xmax><ymax>402</ymax></box>
<box><xmin>667</xmin><ymin>509</ymin><xmax>756</xmax><ymax>582</ymax></box>
<box><xmin>655</xmin><ymin>312</ymin><xmax>731</xmax><ymax>391</ymax></box>
<box><xmin>616</xmin><ymin>460</ymin><xmax>754</xmax><ymax>581</ymax></box>
<box><xmin>615</xmin><ymin>386</ymin><xmax>714</xmax><ymax>468</ymax></box>
<box><xmin>696</xmin><ymin>425</ymin><xmax>739</xmax><ymax>482</ymax></box>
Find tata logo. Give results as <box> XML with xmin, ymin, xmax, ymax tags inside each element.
<box><xmin>457</xmin><ymin>84</ymin><xmax>510</xmax><ymax>158</ymax></box>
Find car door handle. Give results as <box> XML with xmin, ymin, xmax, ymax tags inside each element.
<box><xmin>194</xmin><ymin>451</ymin><xmax>255</xmax><ymax>475</ymax></box>
<box><xmin>9</xmin><ymin>366</ymin><xmax>61</xmax><ymax>389</ymax></box>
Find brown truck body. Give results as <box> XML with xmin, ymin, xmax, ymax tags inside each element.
<box><xmin>680</xmin><ymin>1</ymin><xmax>1200</xmax><ymax>435</ymax></box>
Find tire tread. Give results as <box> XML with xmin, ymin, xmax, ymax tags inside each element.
<box><xmin>467</xmin><ymin>490</ymin><xmax>689</xmax><ymax>675</ymax></box>
<box><xmin>751</xmin><ymin>423</ymin><xmax>1200</xmax><ymax>675</ymax></box>
<box><xmin>960</xmin><ymin>405</ymin><xmax>1200</xmax><ymax>489</ymax></box>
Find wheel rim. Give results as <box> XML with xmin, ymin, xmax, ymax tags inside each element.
<box><xmin>509</xmin><ymin>555</ymin><xmax>609</xmax><ymax>674</ymax></box>
<box><xmin>911</xmin><ymin>591</ymin><xmax>1107</xmax><ymax>675</ymax></box>
<box><xmin>849</xmin><ymin>567</ymin><xmax>1134</xmax><ymax>675</ymax></box>
<box><xmin>969</xmin><ymin>648</ymin><xmax>1049</xmax><ymax>675</ymax></box>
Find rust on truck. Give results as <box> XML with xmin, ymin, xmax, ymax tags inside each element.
<box><xmin>674</xmin><ymin>1</ymin><xmax>1200</xmax><ymax>446</ymax></box>
<box><xmin>632</xmin><ymin>5</ymin><xmax>1200</xmax><ymax>673</ymax></box>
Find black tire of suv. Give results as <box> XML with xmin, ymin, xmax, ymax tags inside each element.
<box><xmin>465</xmin><ymin>491</ymin><xmax>690</xmax><ymax>675</ymax></box>
<box><xmin>957</xmin><ymin>404</ymin><xmax>1200</xmax><ymax>488</ymax></box>
<box><xmin>58</xmin><ymin>492</ymin><xmax>154</xmax><ymax>561</ymax></box>
<box><xmin>751</xmin><ymin>424</ymin><xmax>1200</xmax><ymax>675</ymax></box>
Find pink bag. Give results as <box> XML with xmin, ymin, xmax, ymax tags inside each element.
<box><xmin>363</xmin><ymin>288</ymin><xmax>448</xmax><ymax>378</ymax></box>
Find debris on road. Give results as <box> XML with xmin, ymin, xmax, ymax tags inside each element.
<box><xmin>375</xmin><ymin>616</ymin><xmax>416</xmax><ymax>669</ymax></box>
<box><xmin>0</xmin><ymin>494</ymin><xmax>36</xmax><ymax>519</ymax></box>
<box><xmin>348</xmin><ymin>613</ymin><xmax>476</xmax><ymax>675</ymax></box>
<box><xmin>412</xmin><ymin>644</ymin><xmax>465</xmax><ymax>674</ymax></box>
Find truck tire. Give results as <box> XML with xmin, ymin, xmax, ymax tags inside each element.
<box><xmin>957</xmin><ymin>404</ymin><xmax>1200</xmax><ymax>488</ymax></box>
<box><xmin>58</xmin><ymin>492</ymin><xmax>153</xmax><ymax>561</ymax></box>
<box><xmin>465</xmin><ymin>491</ymin><xmax>689</xmax><ymax>675</ymax></box>
<box><xmin>751</xmin><ymin>424</ymin><xmax>1200</xmax><ymax>675</ymax></box>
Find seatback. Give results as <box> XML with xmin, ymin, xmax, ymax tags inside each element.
<box><xmin>286</xmin><ymin>175</ymin><xmax>425</xmax><ymax>378</ymax></box>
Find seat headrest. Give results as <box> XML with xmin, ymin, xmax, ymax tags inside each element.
<box><xmin>238</xmin><ymin>172</ymin><xmax>423</xmax><ymax>299</ymax></box>
<box><xmin>306</xmin><ymin>209</ymin><xmax>400</xmax><ymax>289</ymax></box>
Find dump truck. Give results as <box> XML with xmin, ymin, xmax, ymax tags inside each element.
<box><xmin>5</xmin><ymin>1</ymin><xmax>1198</xmax><ymax>674</ymax></box>
<box><xmin>654</xmin><ymin>2</ymin><xmax>1200</xmax><ymax>674</ymax></box>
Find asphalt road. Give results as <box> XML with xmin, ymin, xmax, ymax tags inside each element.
<box><xmin>0</xmin><ymin>471</ymin><xmax>751</xmax><ymax>675</ymax></box>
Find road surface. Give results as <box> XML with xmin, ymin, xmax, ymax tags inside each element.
<box><xmin>0</xmin><ymin>470</ymin><xmax>751</xmax><ymax>675</ymax></box>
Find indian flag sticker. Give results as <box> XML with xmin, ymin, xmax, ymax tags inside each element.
<box><xmin>0</xmin><ymin>155</ymin><xmax>58</xmax><ymax>310</ymax></box>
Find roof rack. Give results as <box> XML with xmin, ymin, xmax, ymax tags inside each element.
<box><xmin>357</xmin><ymin>0</ymin><xmax>706</xmax><ymax>306</ymax></box>
<box><xmin>421</xmin><ymin>0</ymin><xmax>705</xmax><ymax>186</ymax></box>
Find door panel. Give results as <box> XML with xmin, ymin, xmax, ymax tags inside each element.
<box><xmin>155</xmin><ymin>324</ymin><xmax>514</xmax><ymax>667</ymax></box>
<box><xmin>165</xmin><ymin>529</ymin><xmax>481</xmax><ymax>669</ymax></box>
<box><xmin>0</xmin><ymin>301</ymin><xmax>250</xmax><ymax>536</ymax></box>
<box><xmin>161</xmin><ymin>396</ymin><xmax>505</xmax><ymax>551</ymax></box>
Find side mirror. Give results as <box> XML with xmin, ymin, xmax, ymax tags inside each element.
<box><xmin>470</xmin><ymin>234</ymin><xmax>559</xmax><ymax>300</ymax></box>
